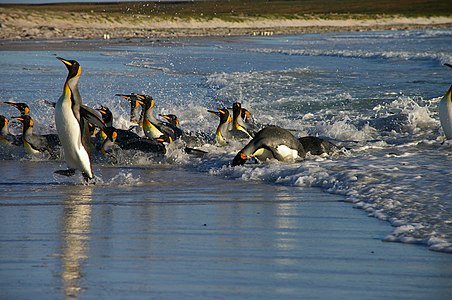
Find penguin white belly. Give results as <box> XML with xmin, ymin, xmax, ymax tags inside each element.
<box><xmin>275</xmin><ymin>145</ymin><xmax>299</xmax><ymax>162</ymax></box>
<box><xmin>55</xmin><ymin>99</ymin><xmax>93</xmax><ymax>177</ymax></box>
<box><xmin>253</xmin><ymin>148</ymin><xmax>273</xmax><ymax>161</ymax></box>
<box><xmin>439</xmin><ymin>94</ymin><xmax>452</xmax><ymax>140</ymax></box>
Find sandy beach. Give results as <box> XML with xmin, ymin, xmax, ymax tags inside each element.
<box><xmin>1</xmin><ymin>6</ymin><xmax>451</xmax><ymax>41</ymax></box>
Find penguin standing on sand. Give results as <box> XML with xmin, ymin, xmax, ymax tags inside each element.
<box><xmin>232</xmin><ymin>126</ymin><xmax>306</xmax><ymax>166</ymax></box>
<box><xmin>54</xmin><ymin>57</ymin><xmax>106</xmax><ymax>181</ymax></box>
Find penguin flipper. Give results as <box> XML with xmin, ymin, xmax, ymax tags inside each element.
<box><xmin>184</xmin><ymin>147</ymin><xmax>208</xmax><ymax>156</ymax></box>
<box><xmin>80</xmin><ymin>105</ymin><xmax>106</xmax><ymax>131</ymax></box>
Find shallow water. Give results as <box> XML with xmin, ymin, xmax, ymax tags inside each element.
<box><xmin>1</xmin><ymin>161</ymin><xmax>451</xmax><ymax>299</ymax></box>
<box><xmin>2</xmin><ymin>29</ymin><xmax>451</xmax><ymax>253</ymax></box>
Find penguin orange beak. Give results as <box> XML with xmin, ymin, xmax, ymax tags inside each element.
<box><xmin>232</xmin><ymin>152</ymin><xmax>249</xmax><ymax>166</ymax></box>
<box><xmin>117</xmin><ymin>94</ymin><xmax>131</xmax><ymax>100</ymax></box>
<box><xmin>13</xmin><ymin>116</ymin><xmax>24</xmax><ymax>122</ymax></box>
<box><xmin>57</xmin><ymin>57</ymin><xmax>72</xmax><ymax>66</ymax></box>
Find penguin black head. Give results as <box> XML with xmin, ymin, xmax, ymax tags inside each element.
<box><xmin>104</xmin><ymin>126</ymin><xmax>118</xmax><ymax>142</ymax></box>
<box><xmin>241</xmin><ymin>108</ymin><xmax>252</xmax><ymax>121</ymax></box>
<box><xmin>159</xmin><ymin>114</ymin><xmax>180</xmax><ymax>127</ymax></box>
<box><xmin>219</xmin><ymin>108</ymin><xmax>232</xmax><ymax>124</ymax></box>
<box><xmin>13</xmin><ymin>115</ymin><xmax>33</xmax><ymax>128</ymax></box>
<box><xmin>4</xmin><ymin>101</ymin><xmax>30</xmax><ymax>115</ymax></box>
<box><xmin>232</xmin><ymin>151</ymin><xmax>249</xmax><ymax>166</ymax></box>
<box><xmin>97</xmin><ymin>106</ymin><xmax>113</xmax><ymax>125</ymax></box>
<box><xmin>156</xmin><ymin>134</ymin><xmax>172</xmax><ymax>144</ymax></box>
<box><xmin>57</xmin><ymin>57</ymin><xmax>82</xmax><ymax>79</ymax></box>
<box><xmin>0</xmin><ymin>115</ymin><xmax>8</xmax><ymax>130</ymax></box>
<box><xmin>136</xmin><ymin>94</ymin><xmax>154</xmax><ymax>110</ymax></box>
<box><xmin>208</xmin><ymin>108</ymin><xmax>231</xmax><ymax>124</ymax></box>
<box><xmin>232</xmin><ymin>102</ymin><xmax>242</xmax><ymax>114</ymax></box>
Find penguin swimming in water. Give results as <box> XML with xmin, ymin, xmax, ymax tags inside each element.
<box><xmin>159</xmin><ymin>114</ymin><xmax>184</xmax><ymax>139</ymax></box>
<box><xmin>231</xmin><ymin>102</ymin><xmax>255</xmax><ymax>139</ymax></box>
<box><xmin>13</xmin><ymin>115</ymin><xmax>60</xmax><ymax>157</ymax></box>
<box><xmin>138</xmin><ymin>94</ymin><xmax>178</xmax><ymax>142</ymax></box>
<box><xmin>96</xmin><ymin>105</ymin><xmax>141</xmax><ymax>147</ymax></box>
<box><xmin>96</xmin><ymin>105</ymin><xmax>165</xmax><ymax>154</ymax></box>
<box><xmin>208</xmin><ymin>108</ymin><xmax>232</xmax><ymax>145</ymax></box>
<box><xmin>54</xmin><ymin>57</ymin><xmax>106</xmax><ymax>181</ymax></box>
<box><xmin>0</xmin><ymin>115</ymin><xmax>21</xmax><ymax>146</ymax></box>
<box><xmin>298</xmin><ymin>136</ymin><xmax>339</xmax><ymax>155</ymax></box>
<box><xmin>232</xmin><ymin>126</ymin><xmax>306</xmax><ymax>166</ymax></box>
<box><xmin>439</xmin><ymin>64</ymin><xmax>452</xmax><ymax>140</ymax></box>
<box><xmin>115</xmin><ymin>93</ymin><xmax>143</xmax><ymax>125</ymax></box>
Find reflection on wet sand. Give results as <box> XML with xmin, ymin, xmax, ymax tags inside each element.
<box><xmin>59</xmin><ymin>186</ymin><xmax>93</xmax><ymax>299</ymax></box>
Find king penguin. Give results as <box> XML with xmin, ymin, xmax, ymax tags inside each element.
<box><xmin>115</xmin><ymin>93</ymin><xmax>143</xmax><ymax>125</ymax></box>
<box><xmin>232</xmin><ymin>126</ymin><xmax>306</xmax><ymax>166</ymax></box>
<box><xmin>96</xmin><ymin>105</ymin><xmax>141</xmax><ymax>148</ymax></box>
<box><xmin>0</xmin><ymin>115</ymin><xmax>21</xmax><ymax>146</ymax></box>
<box><xmin>231</xmin><ymin>102</ymin><xmax>255</xmax><ymax>139</ymax></box>
<box><xmin>439</xmin><ymin>64</ymin><xmax>452</xmax><ymax>140</ymax></box>
<box><xmin>439</xmin><ymin>84</ymin><xmax>452</xmax><ymax>139</ymax></box>
<box><xmin>139</xmin><ymin>94</ymin><xmax>177</xmax><ymax>142</ymax></box>
<box><xmin>13</xmin><ymin>115</ymin><xmax>60</xmax><ymax>157</ymax></box>
<box><xmin>208</xmin><ymin>108</ymin><xmax>232</xmax><ymax>145</ymax></box>
<box><xmin>54</xmin><ymin>57</ymin><xmax>106</xmax><ymax>181</ymax></box>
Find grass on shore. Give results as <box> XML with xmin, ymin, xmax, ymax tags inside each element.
<box><xmin>2</xmin><ymin>0</ymin><xmax>452</xmax><ymax>19</ymax></box>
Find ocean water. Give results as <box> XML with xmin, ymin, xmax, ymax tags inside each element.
<box><xmin>1</xmin><ymin>29</ymin><xmax>452</xmax><ymax>257</ymax></box>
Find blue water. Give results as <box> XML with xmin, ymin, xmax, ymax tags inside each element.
<box><xmin>1</xmin><ymin>29</ymin><xmax>452</xmax><ymax>253</ymax></box>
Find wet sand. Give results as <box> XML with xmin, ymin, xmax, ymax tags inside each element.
<box><xmin>0</xmin><ymin>160</ymin><xmax>450</xmax><ymax>299</ymax></box>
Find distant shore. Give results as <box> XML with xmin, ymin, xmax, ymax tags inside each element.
<box><xmin>1</xmin><ymin>4</ymin><xmax>451</xmax><ymax>41</ymax></box>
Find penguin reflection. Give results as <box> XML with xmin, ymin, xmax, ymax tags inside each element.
<box><xmin>59</xmin><ymin>186</ymin><xmax>93</xmax><ymax>298</ymax></box>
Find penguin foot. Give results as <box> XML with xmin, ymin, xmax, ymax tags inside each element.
<box><xmin>82</xmin><ymin>172</ymin><xmax>95</xmax><ymax>184</ymax></box>
<box><xmin>54</xmin><ymin>169</ymin><xmax>76</xmax><ymax>177</ymax></box>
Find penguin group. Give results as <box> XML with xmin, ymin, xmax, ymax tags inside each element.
<box><xmin>3</xmin><ymin>58</ymin><xmax>451</xmax><ymax>182</ymax></box>
<box><xmin>1</xmin><ymin>101</ymin><xmax>60</xmax><ymax>157</ymax></box>
<box><xmin>0</xmin><ymin>57</ymin><xmax>345</xmax><ymax>182</ymax></box>
<box><xmin>208</xmin><ymin>103</ymin><xmax>339</xmax><ymax>166</ymax></box>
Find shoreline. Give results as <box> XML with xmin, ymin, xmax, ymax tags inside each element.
<box><xmin>1</xmin><ymin>7</ymin><xmax>451</xmax><ymax>41</ymax></box>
